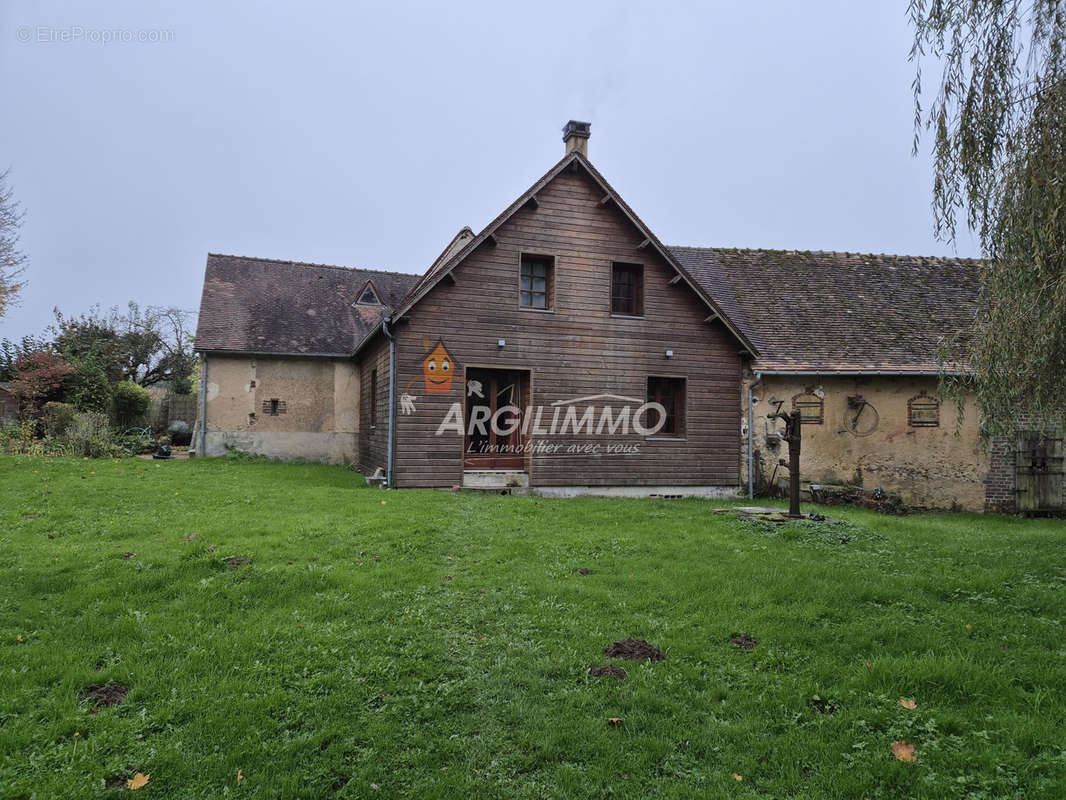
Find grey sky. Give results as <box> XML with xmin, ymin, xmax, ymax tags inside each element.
<box><xmin>0</xmin><ymin>1</ymin><xmax>978</xmax><ymax>340</ymax></box>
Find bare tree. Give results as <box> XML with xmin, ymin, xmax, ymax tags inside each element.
<box><xmin>0</xmin><ymin>169</ymin><xmax>27</xmax><ymax>319</ymax></box>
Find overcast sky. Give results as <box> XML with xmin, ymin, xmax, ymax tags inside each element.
<box><xmin>0</xmin><ymin>1</ymin><xmax>979</xmax><ymax>340</ymax></box>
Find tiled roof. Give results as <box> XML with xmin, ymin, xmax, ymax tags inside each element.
<box><xmin>671</xmin><ymin>246</ymin><xmax>980</xmax><ymax>373</ymax></box>
<box><xmin>194</xmin><ymin>254</ymin><xmax>420</xmax><ymax>356</ymax></box>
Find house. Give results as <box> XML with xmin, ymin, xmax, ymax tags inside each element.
<box><xmin>195</xmin><ymin>121</ymin><xmax>1049</xmax><ymax>512</ymax></box>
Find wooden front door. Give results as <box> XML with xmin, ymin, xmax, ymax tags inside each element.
<box><xmin>1016</xmin><ymin>430</ymin><xmax>1065</xmax><ymax>513</ymax></box>
<box><xmin>464</xmin><ymin>369</ymin><xmax>527</xmax><ymax>470</ymax></box>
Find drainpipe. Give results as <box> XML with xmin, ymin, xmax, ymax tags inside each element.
<box><xmin>747</xmin><ymin>371</ymin><xmax>762</xmax><ymax>498</ymax></box>
<box><xmin>381</xmin><ymin>319</ymin><xmax>397</xmax><ymax>488</ymax></box>
<box><xmin>199</xmin><ymin>354</ymin><xmax>208</xmax><ymax>456</ymax></box>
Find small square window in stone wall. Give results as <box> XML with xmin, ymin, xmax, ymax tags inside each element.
<box><xmin>908</xmin><ymin>392</ymin><xmax>940</xmax><ymax>427</ymax></box>
<box><xmin>262</xmin><ymin>399</ymin><xmax>287</xmax><ymax>416</ymax></box>
<box><xmin>792</xmin><ymin>390</ymin><xmax>824</xmax><ymax>424</ymax></box>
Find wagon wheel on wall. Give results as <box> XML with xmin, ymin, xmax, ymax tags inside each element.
<box><xmin>843</xmin><ymin>395</ymin><xmax>879</xmax><ymax>437</ymax></box>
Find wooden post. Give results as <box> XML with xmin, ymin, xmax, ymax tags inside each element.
<box><xmin>787</xmin><ymin>409</ymin><xmax>802</xmax><ymax>518</ymax></box>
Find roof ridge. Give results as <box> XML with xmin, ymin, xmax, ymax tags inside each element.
<box><xmin>667</xmin><ymin>244</ymin><xmax>983</xmax><ymax>263</ymax></box>
<box><xmin>207</xmin><ymin>252</ymin><xmax>421</xmax><ymax>278</ymax></box>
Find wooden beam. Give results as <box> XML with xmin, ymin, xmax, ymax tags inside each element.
<box><xmin>525</xmin><ymin>195</ymin><xmax>539</xmax><ymax>210</ymax></box>
<box><xmin>704</xmin><ymin>313</ymin><xmax>719</xmax><ymax>323</ymax></box>
<box><xmin>600</xmin><ymin>194</ymin><xmax>613</xmax><ymax>206</ymax></box>
<box><xmin>485</xmin><ymin>233</ymin><xmax>499</xmax><ymax>247</ymax></box>
<box><xmin>443</xmin><ymin>271</ymin><xmax>457</xmax><ymax>285</ymax></box>
<box><xmin>668</xmin><ymin>273</ymin><xmax>683</xmax><ymax>285</ymax></box>
<box><xmin>637</xmin><ymin>238</ymin><xmax>652</xmax><ymax>250</ymax></box>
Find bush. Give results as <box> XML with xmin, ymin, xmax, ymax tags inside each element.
<box><xmin>168</xmin><ymin>419</ymin><xmax>192</xmax><ymax>447</ymax></box>
<box><xmin>113</xmin><ymin>381</ymin><xmax>150</xmax><ymax>427</ymax></box>
<box><xmin>41</xmin><ymin>402</ymin><xmax>76</xmax><ymax>438</ymax></box>
<box><xmin>65</xmin><ymin>412</ymin><xmax>119</xmax><ymax>458</ymax></box>
<box><xmin>67</xmin><ymin>365</ymin><xmax>112</xmax><ymax>413</ymax></box>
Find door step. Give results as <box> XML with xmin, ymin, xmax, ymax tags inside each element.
<box><xmin>462</xmin><ymin>471</ymin><xmax>530</xmax><ymax>493</ymax></box>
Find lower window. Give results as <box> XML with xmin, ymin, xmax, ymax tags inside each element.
<box><xmin>647</xmin><ymin>376</ymin><xmax>685</xmax><ymax>437</ymax></box>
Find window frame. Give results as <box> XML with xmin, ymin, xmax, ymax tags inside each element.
<box><xmin>519</xmin><ymin>253</ymin><xmax>555</xmax><ymax>312</ymax></box>
<box><xmin>907</xmin><ymin>391</ymin><xmax>940</xmax><ymax>428</ymax></box>
<box><xmin>369</xmin><ymin>369</ymin><xmax>378</xmax><ymax>428</ymax></box>
<box><xmin>791</xmin><ymin>389</ymin><xmax>824</xmax><ymax>425</ymax></box>
<box><xmin>611</xmin><ymin>262</ymin><xmax>645</xmax><ymax>317</ymax></box>
<box><xmin>645</xmin><ymin>375</ymin><xmax>687</xmax><ymax>440</ymax></box>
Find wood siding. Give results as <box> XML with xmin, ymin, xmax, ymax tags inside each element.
<box><xmin>357</xmin><ymin>333</ymin><xmax>390</xmax><ymax>476</ymax></box>
<box><xmin>390</xmin><ymin>168</ymin><xmax>743</xmax><ymax>488</ymax></box>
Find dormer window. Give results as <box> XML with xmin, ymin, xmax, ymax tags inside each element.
<box><xmin>356</xmin><ymin>280</ymin><xmax>381</xmax><ymax>306</ymax></box>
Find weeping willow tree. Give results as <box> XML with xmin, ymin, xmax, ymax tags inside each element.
<box><xmin>910</xmin><ymin>1</ymin><xmax>1066</xmax><ymax>435</ymax></box>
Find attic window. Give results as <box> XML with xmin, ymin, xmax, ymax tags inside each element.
<box><xmin>792</xmin><ymin>389</ymin><xmax>824</xmax><ymax>424</ymax></box>
<box><xmin>908</xmin><ymin>392</ymin><xmax>940</xmax><ymax>427</ymax></box>
<box><xmin>263</xmin><ymin>398</ymin><xmax>287</xmax><ymax>416</ymax></box>
<box><xmin>356</xmin><ymin>281</ymin><xmax>381</xmax><ymax>306</ymax></box>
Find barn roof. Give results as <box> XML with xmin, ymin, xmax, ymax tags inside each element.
<box><xmin>671</xmin><ymin>246</ymin><xmax>981</xmax><ymax>374</ymax></box>
<box><xmin>194</xmin><ymin>254</ymin><xmax>420</xmax><ymax>356</ymax></box>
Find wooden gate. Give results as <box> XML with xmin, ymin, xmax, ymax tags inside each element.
<box><xmin>1015</xmin><ymin>430</ymin><xmax>1065</xmax><ymax>513</ymax></box>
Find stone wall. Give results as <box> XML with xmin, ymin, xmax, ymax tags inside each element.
<box><xmin>198</xmin><ymin>355</ymin><xmax>359</xmax><ymax>464</ymax></box>
<box><xmin>742</xmin><ymin>373</ymin><xmax>987</xmax><ymax>511</ymax></box>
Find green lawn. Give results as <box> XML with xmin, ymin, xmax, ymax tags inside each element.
<box><xmin>1</xmin><ymin>456</ymin><xmax>1065</xmax><ymax>799</ymax></box>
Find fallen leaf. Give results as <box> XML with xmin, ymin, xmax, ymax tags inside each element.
<box><xmin>607</xmin><ymin>717</ymin><xmax>623</xmax><ymax>726</ymax></box>
<box><xmin>183</xmin><ymin>533</ymin><xmax>199</xmax><ymax>543</ymax></box>
<box><xmin>733</xmin><ymin>773</ymin><xmax>743</xmax><ymax>781</ymax></box>
<box><xmin>864</xmin><ymin>661</ymin><xmax>872</xmax><ymax>670</ymax></box>
<box><xmin>16</xmin><ymin>635</ymin><xmax>23</xmax><ymax>643</ymax></box>
<box><xmin>237</xmin><ymin>769</ymin><xmax>243</xmax><ymax>784</ymax></box>
<box><xmin>965</xmin><ymin>623</ymin><xmax>974</xmax><ymax>632</ymax></box>
<box><xmin>891</xmin><ymin>740</ymin><xmax>916</xmax><ymax>762</ymax></box>
<box><xmin>380</xmin><ymin>500</ymin><xmax>387</xmax><ymax>505</ymax></box>
<box><xmin>122</xmin><ymin>552</ymin><xmax>137</xmax><ymax>559</ymax></box>
<box><xmin>898</xmin><ymin>698</ymin><xmax>917</xmax><ymax>710</ymax></box>
<box><xmin>127</xmin><ymin>772</ymin><xmax>151</xmax><ymax>790</ymax></box>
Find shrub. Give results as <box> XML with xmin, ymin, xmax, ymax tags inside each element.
<box><xmin>67</xmin><ymin>365</ymin><xmax>112</xmax><ymax>413</ymax></box>
<box><xmin>113</xmin><ymin>381</ymin><xmax>150</xmax><ymax>427</ymax></box>
<box><xmin>41</xmin><ymin>402</ymin><xmax>76</xmax><ymax>438</ymax></box>
<box><xmin>65</xmin><ymin>412</ymin><xmax>118</xmax><ymax>458</ymax></box>
<box><xmin>168</xmin><ymin>419</ymin><xmax>192</xmax><ymax>447</ymax></box>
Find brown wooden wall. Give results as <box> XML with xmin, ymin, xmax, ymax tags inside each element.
<box><xmin>388</xmin><ymin>167</ymin><xmax>744</xmax><ymax>488</ymax></box>
<box><xmin>357</xmin><ymin>333</ymin><xmax>390</xmax><ymax>476</ymax></box>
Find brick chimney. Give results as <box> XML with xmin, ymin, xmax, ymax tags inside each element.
<box><xmin>562</xmin><ymin>120</ymin><xmax>591</xmax><ymax>157</ymax></box>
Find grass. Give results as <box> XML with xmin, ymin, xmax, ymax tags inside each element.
<box><xmin>1</xmin><ymin>456</ymin><xmax>1065</xmax><ymax>799</ymax></box>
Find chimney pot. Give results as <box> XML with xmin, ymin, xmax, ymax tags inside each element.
<box><xmin>562</xmin><ymin>120</ymin><xmax>591</xmax><ymax>156</ymax></box>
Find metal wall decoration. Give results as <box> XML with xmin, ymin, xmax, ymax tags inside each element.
<box><xmin>791</xmin><ymin>389</ymin><xmax>824</xmax><ymax>424</ymax></box>
<box><xmin>908</xmin><ymin>392</ymin><xmax>940</xmax><ymax>427</ymax></box>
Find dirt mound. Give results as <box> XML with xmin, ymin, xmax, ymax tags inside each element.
<box><xmin>84</xmin><ymin>683</ymin><xmax>128</xmax><ymax>707</ymax></box>
<box><xmin>730</xmin><ymin>634</ymin><xmax>758</xmax><ymax>650</ymax></box>
<box><xmin>589</xmin><ymin>665</ymin><xmax>627</xmax><ymax>679</ymax></box>
<box><xmin>604</xmin><ymin>638</ymin><xmax>665</xmax><ymax>661</ymax></box>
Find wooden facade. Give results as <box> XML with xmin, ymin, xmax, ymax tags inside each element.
<box><xmin>357</xmin><ymin>166</ymin><xmax>746</xmax><ymax>490</ymax></box>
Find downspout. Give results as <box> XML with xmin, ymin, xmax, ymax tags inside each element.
<box><xmin>381</xmin><ymin>319</ymin><xmax>397</xmax><ymax>488</ymax></box>
<box><xmin>199</xmin><ymin>354</ymin><xmax>208</xmax><ymax>456</ymax></box>
<box><xmin>747</xmin><ymin>371</ymin><xmax>762</xmax><ymax>498</ymax></box>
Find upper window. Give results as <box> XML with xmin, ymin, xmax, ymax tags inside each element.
<box><xmin>647</xmin><ymin>376</ymin><xmax>686</xmax><ymax>438</ymax></box>
<box><xmin>356</xmin><ymin>281</ymin><xmax>381</xmax><ymax>306</ymax></box>
<box><xmin>908</xmin><ymin>392</ymin><xmax>940</xmax><ymax>427</ymax></box>
<box><xmin>520</xmin><ymin>254</ymin><xmax>553</xmax><ymax>310</ymax></box>
<box><xmin>612</xmin><ymin>263</ymin><xmax>644</xmax><ymax>316</ymax></box>
<box><xmin>792</xmin><ymin>389</ymin><xmax>824</xmax><ymax>424</ymax></box>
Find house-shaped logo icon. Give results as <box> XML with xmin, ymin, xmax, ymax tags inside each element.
<box><xmin>422</xmin><ymin>339</ymin><xmax>455</xmax><ymax>393</ymax></box>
